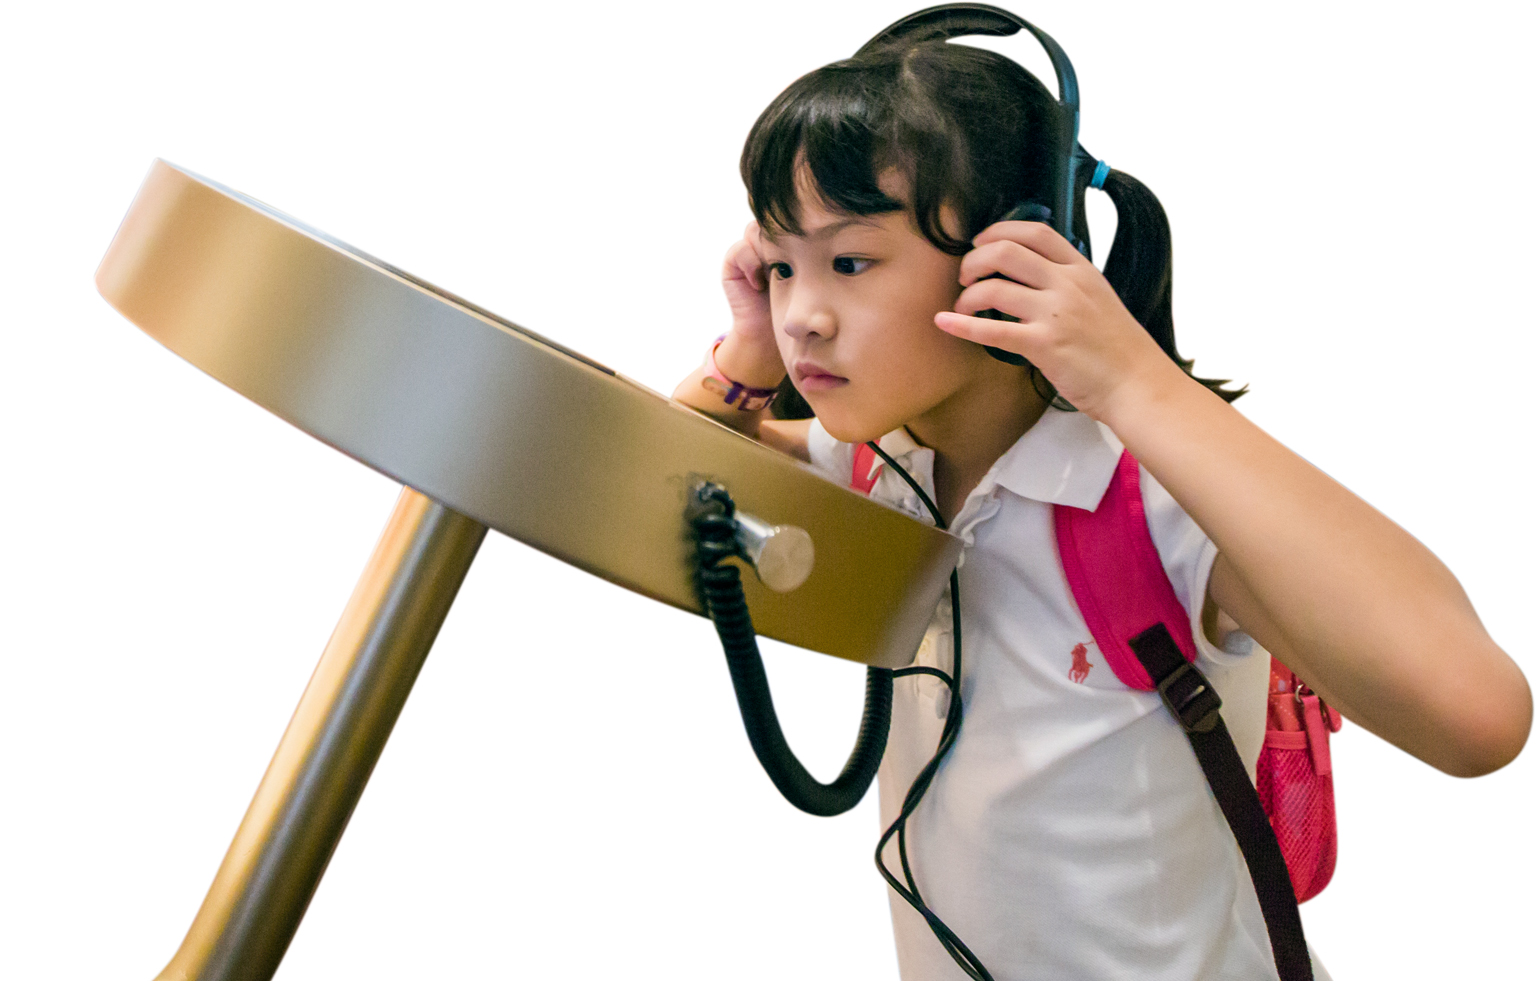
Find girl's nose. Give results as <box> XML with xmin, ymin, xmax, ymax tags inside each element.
<box><xmin>778</xmin><ymin>287</ymin><xmax>837</xmax><ymax>342</ymax></box>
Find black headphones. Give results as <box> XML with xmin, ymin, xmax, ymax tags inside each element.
<box><xmin>857</xmin><ymin>4</ymin><xmax>1099</xmax><ymax>366</ymax></box>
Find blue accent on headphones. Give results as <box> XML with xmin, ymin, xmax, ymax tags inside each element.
<box><xmin>1091</xmin><ymin>159</ymin><xmax>1110</xmax><ymax>190</ymax></box>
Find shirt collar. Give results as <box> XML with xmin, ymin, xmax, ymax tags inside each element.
<box><xmin>870</xmin><ymin>427</ymin><xmax>938</xmax><ymax>517</ymax></box>
<box><xmin>870</xmin><ymin>407</ymin><xmax>1123</xmax><ymax>515</ymax></box>
<box><xmin>986</xmin><ymin>407</ymin><xmax>1124</xmax><ymax>511</ymax></box>
<box><xmin>875</xmin><ymin>426</ymin><xmax>929</xmax><ymax>461</ymax></box>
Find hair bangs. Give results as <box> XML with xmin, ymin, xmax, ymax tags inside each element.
<box><xmin>743</xmin><ymin>61</ymin><xmax>902</xmax><ymax>239</ymax></box>
<box><xmin>742</xmin><ymin>44</ymin><xmax>1054</xmax><ymax>255</ymax></box>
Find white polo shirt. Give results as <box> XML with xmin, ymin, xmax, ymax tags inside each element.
<box><xmin>807</xmin><ymin>408</ymin><xmax>1332</xmax><ymax>981</ymax></box>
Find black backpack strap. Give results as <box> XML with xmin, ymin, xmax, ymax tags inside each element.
<box><xmin>1130</xmin><ymin>623</ymin><xmax>1314</xmax><ymax>981</ymax></box>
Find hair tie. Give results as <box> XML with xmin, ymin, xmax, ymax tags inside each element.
<box><xmin>1090</xmin><ymin>159</ymin><xmax>1111</xmax><ymax>190</ymax></box>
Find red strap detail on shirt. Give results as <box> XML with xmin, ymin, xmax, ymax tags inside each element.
<box><xmin>850</xmin><ymin>442</ymin><xmax>882</xmax><ymax>495</ymax></box>
<box><xmin>1053</xmin><ymin>450</ymin><xmax>1198</xmax><ymax>691</ymax></box>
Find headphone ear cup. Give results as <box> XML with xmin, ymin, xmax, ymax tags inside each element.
<box><xmin>984</xmin><ymin>345</ymin><xmax>1030</xmax><ymax>366</ymax></box>
<box><xmin>1000</xmin><ymin>201</ymin><xmax>1053</xmax><ymax>225</ymax></box>
<box><xmin>974</xmin><ymin>198</ymin><xmax>1049</xmax><ymax>366</ymax></box>
<box><xmin>975</xmin><ymin>293</ymin><xmax>1031</xmax><ymax>367</ymax></box>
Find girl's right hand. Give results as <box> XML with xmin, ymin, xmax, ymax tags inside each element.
<box><xmin>712</xmin><ymin>221</ymin><xmax>788</xmax><ymax>390</ymax></box>
<box><xmin>720</xmin><ymin>221</ymin><xmax>776</xmax><ymax>351</ymax></box>
<box><xmin>671</xmin><ymin>222</ymin><xmax>805</xmax><ymax>458</ymax></box>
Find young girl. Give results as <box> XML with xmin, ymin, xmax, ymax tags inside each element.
<box><xmin>673</xmin><ymin>22</ymin><xmax>1530</xmax><ymax>981</ymax></box>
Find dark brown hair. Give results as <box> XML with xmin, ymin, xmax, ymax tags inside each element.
<box><xmin>743</xmin><ymin>39</ymin><xmax>1242</xmax><ymax>416</ymax></box>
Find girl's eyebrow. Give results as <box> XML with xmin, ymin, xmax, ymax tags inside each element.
<box><xmin>802</xmin><ymin>216</ymin><xmax>881</xmax><ymax>241</ymax></box>
<box><xmin>764</xmin><ymin>216</ymin><xmax>883</xmax><ymax>245</ymax></box>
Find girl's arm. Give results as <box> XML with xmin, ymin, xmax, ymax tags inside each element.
<box><xmin>673</xmin><ymin>225</ymin><xmax>811</xmax><ymax>461</ymax></box>
<box><xmin>672</xmin><ymin>334</ymin><xmax>811</xmax><ymax>460</ymax></box>
<box><xmin>941</xmin><ymin>222</ymin><xmax>1532</xmax><ymax>778</ymax></box>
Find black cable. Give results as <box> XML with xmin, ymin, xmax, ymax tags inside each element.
<box><xmin>690</xmin><ymin>482</ymin><xmax>892</xmax><ymax>817</ymax></box>
<box><xmin>863</xmin><ymin>441</ymin><xmax>994</xmax><ymax>981</ymax></box>
<box><xmin>688</xmin><ymin>454</ymin><xmax>992</xmax><ymax>979</ymax></box>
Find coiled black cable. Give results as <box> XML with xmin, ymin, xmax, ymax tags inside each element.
<box><xmin>690</xmin><ymin>482</ymin><xmax>892</xmax><ymax>817</ymax></box>
<box><xmin>690</xmin><ymin>465</ymin><xmax>992</xmax><ymax>981</ymax></box>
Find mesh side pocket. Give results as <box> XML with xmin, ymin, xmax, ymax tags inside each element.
<box><xmin>1257</xmin><ymin>733</ymin><xmax>1337</xmax><ymax>903</ymax></box>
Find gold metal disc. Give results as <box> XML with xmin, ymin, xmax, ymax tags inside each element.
<box><xmin>96</xmin><ymin>161</ymin><xmax>960</xmax><ymax>667</ymax></box>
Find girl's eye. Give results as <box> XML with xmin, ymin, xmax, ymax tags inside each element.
<box><xmin>767</xmin><ymin>261</ymin><xmax>794</xmax><ymax>280</ymax></box>
<box><xmin>832</xmin><ymin>256</ymin><xmax>873</xmax><ymax>275</ymax></box>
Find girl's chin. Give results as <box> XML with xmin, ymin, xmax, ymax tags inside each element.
<box><xmin>814</xmin><ymin>410</ymin><xmax>894</xmax><ymax>447</ymax></box>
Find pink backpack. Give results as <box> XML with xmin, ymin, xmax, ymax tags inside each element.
<box><xmin>853</xmin><ymin>442</ymin><xmax>1338</xmax><ymax>980</ymax></box>
<box><xmin>1261</xmin><ymin>660</ymin><xmax>1343</xmax><ymax>901</ymax></box>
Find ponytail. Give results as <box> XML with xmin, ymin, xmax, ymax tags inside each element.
<box><xmin>1083</xmin><ymin>160</ymin><xmax>1245</xmax><ymax>403</ymax></box>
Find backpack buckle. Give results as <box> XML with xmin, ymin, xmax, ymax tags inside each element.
<box><xmin>1156</xmin><ymin>662</ymin><xmax>1222</xmax><ymax>733</ymax></box>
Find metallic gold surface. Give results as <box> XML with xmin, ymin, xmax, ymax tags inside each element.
<box><xmin>155</xmin><ymin>488</ymin><xmax>486</xmax><ymax>981</ymax></box>
<box><xmin>95</xmin><ymin>161</ymin><xmax>961</xmax><ymax>668</ymax></box>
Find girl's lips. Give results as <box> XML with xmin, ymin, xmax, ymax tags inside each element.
<box><xmin>793</xmin><ymin>361</ymin><xmax>848</xmax><ymax>392</ymax></box>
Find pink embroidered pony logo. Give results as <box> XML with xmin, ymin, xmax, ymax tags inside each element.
<box><xmin>1069</xmin><ymin>642</ymin><xmax>1092</xmax><ymax>683</ymax></box>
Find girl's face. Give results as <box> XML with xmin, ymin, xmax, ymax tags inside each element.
<box><xmin>760</xmin><ymin>175</ymin><xmax>1008</xmax><ymax>445</ymax></box>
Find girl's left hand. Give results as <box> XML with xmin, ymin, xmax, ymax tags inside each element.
<box><xmin>935</xmin><ymin>221</ymin><xmax>1181</xmax><ymax>420</ymax></box>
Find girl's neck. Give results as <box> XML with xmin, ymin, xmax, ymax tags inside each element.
<box><xmin>906</xmin><ymin>365</ymin><xmax>1049</xmax><ymax>525</ymax></box>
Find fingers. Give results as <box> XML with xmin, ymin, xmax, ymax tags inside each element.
<box><xmin>721</xmin><ymin>220</ymin><xmax>776</xmax><ymax>342</ymax></box>
<box><xmin>958</xmin><ymin>238</ymin><xmax>1057</xmax><ymax>290</ymax></box>
<box><xmin>952</xmin><ymin>276</ymin><xmax>1047</xmax><ymax>323</ymax></box>
<box><xmin>953</xmin><ymin>216</ymin><xmax>1104</xmax><ymax>323</ymax></box>
<box><xmin>743</xmin><ymin>220</ymin><xmax>769</xmax><ymax>288</ymax></box>
<box><xmin>972</xmin><ymin>220</ymin><xmax>1084</xmax><ymax>266</ymax></box>
<box><xmin>723</xmin><ymin>234</ymin><xmax>766</xmax><ymax>291</ymax></box>
<box><xmin>934</xmin><ymin>309</ymin><xmax>1041</xmax><ymax>356</ymax></box>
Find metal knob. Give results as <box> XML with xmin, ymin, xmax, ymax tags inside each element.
<box><xmin>734</xmin><ymin>511</ymin><xmax>815</xmax><ymax>593</ymax></box>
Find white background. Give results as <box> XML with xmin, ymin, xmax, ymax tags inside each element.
<box><xmin>2</xmin><ymin>1</ymin><xmax>1532</xmax><ymax>978</ymax></box>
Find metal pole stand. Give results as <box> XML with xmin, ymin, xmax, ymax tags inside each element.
<box><xmin>156</xmin><ymin>489</ymin><xmax>485</xmax><ymax>981</ymax></box>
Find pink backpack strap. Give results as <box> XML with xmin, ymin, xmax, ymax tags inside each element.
<box><xmin>1052</xmin><ymin>450</ymin><xmax>1198</xmax><ymax>691</ymax></box>
<box><xmin>1059</xmin><ymin>453</ymin><xmax>1315</xmax><ymax>978</ymax></box>
<box><xmin>850</xmin><ymin>442</ymin><xmax>882</xmax><ymax>495</ymax></box>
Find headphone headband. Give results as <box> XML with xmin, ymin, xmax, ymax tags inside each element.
<box><xmin>855</xmin><ymin>3</ymin><xmax>1078</xmax><ymax>127</ymax></box>
<box><xmin>855</xmin><ymin>3</ymin><xmax>1084</xmax><ymax>248</ymax></box>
